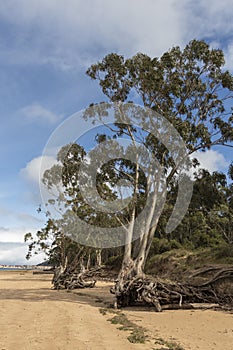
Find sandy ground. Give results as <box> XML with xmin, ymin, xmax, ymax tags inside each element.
<box><xmin>0</xmin><ymin>271</ymin><xmax>232</xmax><ymax>350</ymax></box>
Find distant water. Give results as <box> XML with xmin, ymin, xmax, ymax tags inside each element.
<box><xmin>0</xmin><ymin>268</ymin><xmax>32</xmax><ymax>271</ymax></box>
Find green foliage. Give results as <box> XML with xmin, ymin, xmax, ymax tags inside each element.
<box><xmin>105</xmin><ymin>254</ymin><xmax>123</xmax><ymax>267</ymax></box>
<box><xmin>213</xmin><ymin>243</ymin><xmax>233</xmax><ymax>260</ymax></box>
<box><xmin>127</xmin><ymin>329</ymin><xmax>146</xmax><ymax>344</ymax></box>
<box><xmin>149</xmin><ymin>238</ymin><xmax>182</xmax><ymax>256</ymax></box>
<box><xmin>87</xmin><ymin>39</ymin><xmax>233</xmax><ymax>152</ymax></box>
<box><xmin>24</xmin><ymin>219</ymin><xmax>59</xmax><ymax>262</ymax></box>
<box><xmin>146</xmin><ymin>246</ymin><xmax>233</xmax><ymax>279</ymax></box>
<box><xmin>100</xmin><ymin>308</ymin><xmax>147</xmax><ymax>344</ymax></box>
<box><xmin>154</xmin><ymin>337</ymin><xmax>185</xmax><ymax>350</ymax></box>
<box><xmin>156</xmin><ymin>167</ymin><xmax>233</xmax><ymax>250</ymax></box>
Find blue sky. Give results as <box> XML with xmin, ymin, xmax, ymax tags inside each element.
<box><xmin>0</xmin><ymin>0</ymin><xmax>232</xmax><ymax>264</ymax></box>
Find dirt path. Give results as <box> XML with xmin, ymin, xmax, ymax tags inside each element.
<box><xmin>0</xmin><ymin>271</ymin><xmax>233</xmax><ymax>350</ymax></box>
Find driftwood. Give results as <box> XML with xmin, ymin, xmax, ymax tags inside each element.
<box><xmin>52</xmin><ymin>260</ymin><xmax>233</xmax><ymax>312</ymax></box>
<box><xmin>52</xmin><ymin>267</ymin><xmax>96</xmax><ymax>290</ymax></box>
<box><xmin>52</xmin><ymin>266</ymin><xmax>117</xmax><ymax>290</ymax></box>
<box><xmin>110</xmin><ymin>267</ymin><xmax>233</xmax><ymax>312</ymax></box>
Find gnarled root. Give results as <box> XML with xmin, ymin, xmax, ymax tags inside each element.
<box><xmin>111</xmin><ymin>269</ymin><xmax>233</xmax><ymax>311</ymax></box>
<box><xmin>52</xmin><ymin>266</ymin><xmax>96</xmax><ymax>290</ymax></box>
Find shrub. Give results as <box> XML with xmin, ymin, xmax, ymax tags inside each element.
<box><xmin>149</xmin><ymin>238</ymin><xmax>182</xmax><ymax>256</ymax></box>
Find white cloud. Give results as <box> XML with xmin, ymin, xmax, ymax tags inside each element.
<box><xmin>224</xmin><ymin>42</ymin><xmax>233</xmax><ymax>71</ymax></box>
<box><xmin>181</xmin><ymin>0</ymin><xmax>233</xmax><ymax>39</ymax></box>
<box><xmin>20</xmin><ymin>155</ymin><xmax>62</xmax><ymax>210</ymax></box>
<box><xmin>20</xmin><ymin>104</ymin><xmax>63</xmax><ymax>124</ymax></box>
<box><xmin>192</xmin><ymin>149</ymin><xmax>229</xmax><ymax>174</ymax></box>
<box><xmin>0</xmin><ymin>242</ymin><xmax>45</xmax><ymax>265</ymax></box>
<box><xmin>0</xmin><ymin>225</ymin><xmax>35</xmax><ymax>243</ymax></box>
<box><xmin>0</xmin><ymin>0</ymin><xmax>186</xmax><ymax>70</ymax></box>
<box><xmin>0</xmin><ymin>207</ymin><xmax>42</xmax><ymax>227</ymax></box>
<box><xmin>0</xmin><ymin>0</ymin><xmax>232</xmax><ymax>73</ymax></box>
<box><xmin>0</xmin><ymin>226</ymin><xmax>47</xmax><ymax>265</ymax></box>
<box><xmin>20</xmin><ymin>155</ymin><xmax>57</xmax><ymax>185</ymax></box>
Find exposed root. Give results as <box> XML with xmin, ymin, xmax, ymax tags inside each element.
<box><xmin>52</xmin><ymin>266</ymin><xmax>117</xmax><ymax>290</ymax></box>
<box><xmin>111</xmin><ymin>268</ymin><xmax>233</xmax><ymax>311</ymax></box>
<box><xmin>52</xmin><ymin>267</ymin><xmax>96</xmax><ymax>290</ymax></box>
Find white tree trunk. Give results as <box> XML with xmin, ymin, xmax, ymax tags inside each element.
<box><xmin>96</xmin><ymin>249</ymin><xmax>102</xmax><ymax>267</ymax></box>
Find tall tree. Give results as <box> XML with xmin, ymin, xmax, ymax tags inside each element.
<box><xmin>85</xmin><ymin>40</ymin><xmax>233</xmax><ymax>292</ymax></box>
<box><xmin>39</xmin><ymin>40</ymin><xmax>233</xmax><ymax>308</ymax></box>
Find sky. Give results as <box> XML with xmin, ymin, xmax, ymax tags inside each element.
<box><xmin>0</xmin><ymin>0</ymin><xmax>232</xmax><ymax>265</ymax></box>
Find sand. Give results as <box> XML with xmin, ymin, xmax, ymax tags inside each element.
<box><xmin>0</xmin><ymin>270</ymin><xmax>232</xmax><ymax>350</ymax></box>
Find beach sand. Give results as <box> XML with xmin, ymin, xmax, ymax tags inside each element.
<box><xmin>0</xmin><ymin>270</ymin><xmax>232</xmax><ymax>350</ymax></box>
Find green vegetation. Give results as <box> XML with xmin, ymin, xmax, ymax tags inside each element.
<box><xmin>145</xmin><ymin>247</ymin><xmax>233</xmax><ymax>279</ymax></box>
<box><xmin>99</xmin><ymin>308</ymin><xmax>185</xmax><ymax>347</ymax></box>
<box><xmin>154</xmin><ymin>337</ymin><xmax>185</xmax><ymax>350</ymax></box>
<box><xmin>99</xmin><ymin>308</ymin><xmax>147</xmax><ymax>344</ymax></box>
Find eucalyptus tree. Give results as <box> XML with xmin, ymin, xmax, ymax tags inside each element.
<box><xmin>24</xmin><ymin>218</ymin><xmax>70</xmax><ymax>268</ymax></box>
<box><xmin>157</xmin><ymin>167</ymin><xmax>232</xmax><ymax>248</ymax></box>
<box><xmin>38</xmin><ymin>40</ymin><xmax>233</xmax><ymax>306</ymax></box>
<box><xmin>84</xmin><ymin>40</ymin><xmax>233</xmax><ymax>287</ymax></box>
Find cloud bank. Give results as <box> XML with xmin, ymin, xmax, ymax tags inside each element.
<box><xmin>0</xmin><ymin>0</ymin><xmax>232</xmax><ymax>71</ymax></box>
<box><xmin>0</xmin><ymin>242</ymin><xmax>45</xmax><ymax>265</ymax></box>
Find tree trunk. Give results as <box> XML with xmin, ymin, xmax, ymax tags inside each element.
<box><xmin>86</xmin><ymin>252</ymin><xmax>91</xmax><ymax>270</ymax></box>
<box><xmin>52</xmin><ymin>255</ymin><xmax>68</xmax><ymax>287</ymax></box>
<box><xmin>52</xmin><ymin>250</ymin><xmax>96</xmax><ymax>290</ymax></box>
<box><xmin>111</xmin><ymin>192</ymin><xmax>164</xmax><ymax>308</ymax></box>
<box><xmin>96</xmin><ymin>249</ymin><xmax>102</xmax><ymax>267</ymax></box>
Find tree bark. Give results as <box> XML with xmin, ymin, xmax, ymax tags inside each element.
<box><xmin>96</xmin><ymin>249</ymin><xmax>102</xmax><ymax>267</ymax></box>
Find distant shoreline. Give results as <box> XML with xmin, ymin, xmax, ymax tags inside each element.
<box><xmin>0</xmin><ymin>267</ymin><xmax>33</xmax><ymax>271</ymax></box>
<box><xmin>0</xmin><ymin>266</ymin><xmax>51</xmax><ymax>271</ymax></box>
